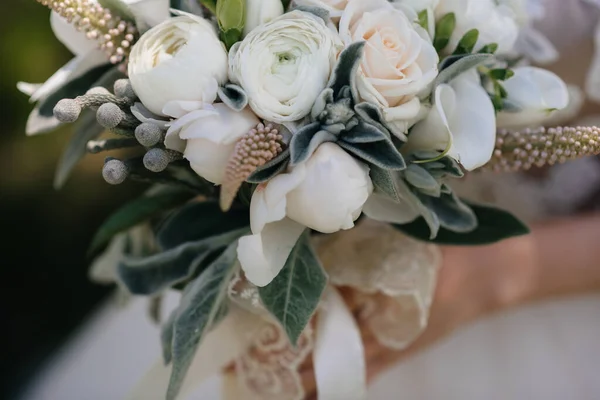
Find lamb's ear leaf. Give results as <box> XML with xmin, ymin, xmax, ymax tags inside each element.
<box><xmin>218</xmin><ymin>84</ymin><xmax>248</xmax><ymax>111</ymax></box>
<box><xmin>246</xmin><ymin>148</ymin><xmax>290</xmax><ymax>183</ymax></box>
<box><xmin>328</xmin><ymin>41</ymin><xmax>365</xmax><ymax>101</ymax></box>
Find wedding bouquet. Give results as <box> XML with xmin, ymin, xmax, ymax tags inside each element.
<box><xmin>19</xmin><ymin>0</ymin><xmax>600</xmax><ymax>399</ymax></box>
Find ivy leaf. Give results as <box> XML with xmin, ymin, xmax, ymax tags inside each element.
<box><xmin>157</xmin><ymin>200</ymin><xmax>250</xmax><ymax>250</ymax></box>
<box><xmin>339</xmin><ymin>137</ymin><xmax>406</xmax><ymax>171</ymax></box>
<box><xmin>166</xmin><ymin>242</ymin><xmax>239</xmax><ymax>400</ymax></box>
<box><xmin>89</xmin><ymin>187</ymin><xmax>195</xmax><ymax>257</ymax></box>
<box><xmin>394</xmin><ymin>202</ymin><xmax>530</xmax><ymax>245</ymax></box>
<box><xmin>453</xmin><ymin>29</ymin><xmax>479</xmax><ymax>55</ymax></box>
<box><xmin>259</xmin><ymin>232</ymin><xmax>327</xmax><ymax>345</ymax></box>
<box><xmin>118</xmin><ymin>228</ymin><xmax>247</xmax><ymax>296</ymax></box>
<box><xmin>433</xmin><ymin>13</ymin><xmax>456</xmax><ymax>53</ymax></box>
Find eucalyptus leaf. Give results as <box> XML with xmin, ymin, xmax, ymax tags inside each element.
<box><xmin>246</xmin><ymin>148</ymin><xmax>290</xmax><ymax>183</ymax></box>
<box><xmin>167</xmin><ymin>242</ymin><xmax>239</xmax><ymax>400</ymax></box>
<box><xmin>290</xmin><ymin>122</ymin><xmax>336</xmax><ymax>165</ymax></box>
<box><xmin>259</xmin><ymin>232</ymin><xmax>327</xmax><ymax>345</ymax></box>
<box><xmin>217</xmin><ymin>84</ymin><xmax>248</xmax><ymax>111</ymax></box>
<box><xmin>394</xmin><ymin>202</ymin><xmax>530</xmax><ymax>245</ymax></box>
<box><xmin>158</xmin><ymin>201</ymin><xmax>250</xmax><ymax>250</ymax></box>
<box><xmin>433</xmin><ymin>13</ymin><xmax>456</xmax><ymax>52</ymax></box>
<box><xmin>54</xmin><ymin>111</ymin><xmax>105</xmax><ymax>189</ymax></box>
<box><xmin>118</xmin><ymin>228</ymin><xmax>247</xmax><ymax>296</ymax></box>
<box><xmin>339</xmin><ymin>138</ymin><xmax>406</xmax><ymax>171</ymax></box>
<box><xmin>435</xmin><ymin>53</ymin><xmax>493</xmax><ymax>87</ymax></box>
<box><xmin>89</xmin><ymin>187</ymin><xmax>195</xmax><ymax>256</ymax></box>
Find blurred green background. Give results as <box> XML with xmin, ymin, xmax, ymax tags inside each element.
<box><xmin>1</xmin><ymin>2</ymin><xmax>143</xmax><ymax>398</ymax></box>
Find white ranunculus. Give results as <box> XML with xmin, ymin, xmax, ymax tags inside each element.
<box><xmin>229</xmin><ymin>11</ymin><xmax>342</xmax><ymax>123</ymax></box>
<box><xmin>435</xmin><ymin>0</ymin><xmax>519</xmax><ymax>55</ymax></box>
<box><xmin>128</xmin><ymin>15</ymin><xmax>228</xmax><ymax>116</ymax></box>
<box><xmin>339</xmin><ymin>0</ymin><xmax>439</xmax><ymax>137</ymax></box>
<box><xmin>238</xmin><ymin>143</ymin><xmax>373</xmax><ymax>286</ymax></box>
<box><xmin>165</xmin><ymin>103</ymin><xmax>259</xmax><ymax>184</ymax></box>
<box><xmin>294</xmin><ymin>0</ymin><xmax>349</xmax><ymax>20</ymax></box>
<box><xmin>408</xmin><ymin>70</ymin><xmax>496</xmax><ymax>171</ymax></box>
<box><xmin>243</xmin><ymin>0</ymin><xmax>284</xmax><ymax>36</ymax></box>
<box><xmin>497</xmin><ymin>66</ymin><xmax>569</xmax><ymax>129</ymax></box>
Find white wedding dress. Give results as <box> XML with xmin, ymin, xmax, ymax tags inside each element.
<box><xmin>19</xmin><ymin>0</ymin><xmax>600</xmax><ymax>399</ymax></box>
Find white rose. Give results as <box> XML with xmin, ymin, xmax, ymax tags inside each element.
<box><xmin>237</xmin><ymin>143</ymin><xmax>373</xmax><ymax>286</ymax></box>
<box><xmin>294</xmin><ymin>0</ymin><xmax>349</xmax><ymax>20</ymax></box>
<box><xmin>243</xmin><ymin>0</ymin><xmax>284</xmax><ymax>36</ymax></box>
<box><xmin>435</xmin><ymin>0</ymin><xmax>519</xmax><ymax>55</ymax></box>
<box><xmin>229</xmin><ymin>11</ymin><xmax>342</xmax><ymax>123</ymax></box>
<box><xmin>128</xmin><ymin>15</ymin><xmax>228</xmax><ymax>116</ymax></box>
<box><xmin>165</xmin><ymin>103</ymin><xmax>259</xmax><ymax>184</ymax></box>
<box><xmin>408</xmin><ymin>70</ymin><xmax>496</xmax><ymax>171</ymax></box>
<box><xmin>497</xmin><ymin>66</ymin><xmax>569</xmax><ymax>129</ymax></box>
<box><xmin>339</xmin><ymin>0</ymin><xmax>439</xmax><ymax>136</ymax></box>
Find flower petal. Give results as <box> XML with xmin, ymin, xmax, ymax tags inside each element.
<box><xmin>50</xmin><ymin>12</ymin><xmax>96</xmax><ymax>56</ymax></box>
<box><xmin>313</xmin><ymin>287</ymin><xmax>367</xmax><ymax>400</ymax></box>
<box><xmin>237</xmin><ymin>218</ymin><xmax>306</xmax><ymax>287</ymax></box>
<box><xmin>125</xmin><ymin>0</ymin><xmax>171</xmax><ymax>27</ymax></box>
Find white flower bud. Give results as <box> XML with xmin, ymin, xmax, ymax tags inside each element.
<box><xmin>96</xmin><ymin>103</ymin><xmax>126</xmax><ymax>129</ymax></box>
<box><xmin>114</xmin><ymin>79</ymin><xmax>137</xmax><ymax>100</ymax></box>
<box><xmin>53</xmin><ymin>99</ymin><xmax>82</xmax><ymax>123</ymax></box>
<box><xmin>135</xmin><ymin>123</ymin><xmax>164</xmax><ymax>147</ymax></box>
<box><xmin>102</xmin><ymin>159</ymin><xmax>129</xmax><ymax>185</ymax></box>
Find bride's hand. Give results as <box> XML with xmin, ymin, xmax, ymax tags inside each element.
<box><xmin>302</xmin><ymin>213</ymin><xmax>600</xmax><ymax>398</ymax></box>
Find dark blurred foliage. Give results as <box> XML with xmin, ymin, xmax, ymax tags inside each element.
<box><xmin>0</xmin><ymin>2</ymin><xmax>144</xmax><ymax>398</ymax></box>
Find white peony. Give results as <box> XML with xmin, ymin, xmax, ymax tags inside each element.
<box><xmin>339</xmin><ymin>0</ymin><xmax>439</xmax><ymax>136</ymax></box>
<box><xmin>293</xmin><ymin>0</ymin><xmax>349</xmax><ymax>20</ymax></box>
<box><xmin>128</xmin><ymin>15</ymin><xmax>228</xmax><ymax>116</ymax></box>
<box><xmin>497</xmin><ymin>66</ymin><xmax>569</xmax><ymax>129</ymax></box>
<box><xmin>408</xmin><ymin>70</ymin><xmax>496</xmax><ymax>171</ymax></box>
<box><xmin>243</xmin><ymin>0</ymin><xmax>284</xmax><ymax>36</ymax></box>
<box><xmin>237</xmin><ymin>143</ymin><xmax>373</xmax><ymax>286</ymax></box>
<box><xmin>164</xmin><ymin>103</ymin><xmax>259</xmax><ymax>184</ymax></box>
<box><xmin>435</xmin><ymin>0</ymin><xmax>519</xmax><ymax>55</ymax></box>
<box><xmin>229</xmin><ymin>10</ymin><xmax>342</xmax><ymax>123</ymax></box>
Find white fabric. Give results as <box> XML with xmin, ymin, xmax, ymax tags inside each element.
<box><xmin>19</xmin><ymin>294</ymin><xmax>600</xmax><ymax>400</ymax></box>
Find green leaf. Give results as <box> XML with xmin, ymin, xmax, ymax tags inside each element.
<box><xmin>394</xmin><ymin>202</ymin><xmax>530</xmax><ymax>245</ymax></box>
<box><xmin>259</xmin><ymin>232</ymin><xmax>327</xmax><ymax>345</ymax></box>
<box><xmin>157</xmin><ymin>201</ymin><xmax>250</xmax><ymax>250</ymax></box>
<box><xmin>217</xmin><ymin>0</ymin><xmax>244</xmax><ymax>48</ymax></box>
<box><xmin>453</xmin><ymin>29</ymin><xmax>479</xmax><ymax>55</ymax></box>
<box><xmin>198</xmin><ymin>0</ymin><xmax>217</xmax><ymax>14</ymax></box>
<box><xmin>489</xmin><ymin>68</ymin><xmax>515</xmax><ymax>81</ymax></box>
<box><xmin>38</xmin><ymin>64</ymin><xmax>113</xmax><ymax>118</ymax></box>
<box><xmin>338</xmin><ymin>137</ymin><xmax>406</xmax><ymax>171</ymax></box>
<box><xmin>118</xmin><ymin>228</ymin><xmax>247</xmax><ymax>295</ymax></box>
<box><xmin>167</xmin><ymin>242</ymin><xmax>239</xmax><ymax>400</ymax></box>
<box><xmin>433</xmin><ymin>13</ymin><xmax>456</xmax><ymax>53</ymax></box>
<box><xmin>478</xmin><ymin>43</ymin><xmax>499</xmax><ymax>54</ymax></box>
<box><xmin>219</xmin><ymin>28</ymin><xmax>243</xmax><ymax>50</ymax></box>
<box><xmin>54</xmin><ymin>111</ymin><xmax>105</xmax><ymax>189</ymax></box>
<box><xmin>435</xmin><ymin>53</ymin><xmax>493</xmax><ymax>87</ymax></box>
<box><xmin>417</xmin><ymin>9</ymin><xmax>429</xmax><ymax>30</ymax></box>
<box><xmin>98</xmin><ymin>0</ymin><xmax>135</xmax><ymax>21</ymax></box>
<box><xmin>89</xmin><ymin>188</ymin><xmax>195</xmax><ymax>256</ymax></box>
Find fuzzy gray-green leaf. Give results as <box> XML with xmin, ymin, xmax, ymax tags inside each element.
<box><xmin>343</xmin><ymin>121</ymin><xmax>389</xmax><ymax>144</ymax></box>
<box><xmin>258</xmin><ymin>232</ymin><xmax>327</xmax><ymax>345</ymax></box>
<box><xmin>294</xmin><ymin>5</ymin><xmax>330</xmax><ymax>22</ymax></box>
<box><xmin>218</xmin><ymin>84</ymin><xmax>248</xmax><ymax>111</ymax></box>
<box><xmin>290</xmin><ymin>122</ymin><xmax>336</xmax><ymax>165</ymax></box>
<box><xmin>166</xmin><ymin>242</ymin><xmax>239</xmax><ymax>400</ymax></box>
<box><xmin>246</xmin><ymin>148</ymin><xmax>290</xmax><ymax>183</ymax></box>
<box><xmin>419</xmin><ymin>192</ymin><xmax>477</xmax><ymax>233</ymax></box>
<box><xmin>339</xmin><ymin>138</ymin><xmax>406</xmax><ymax>171</ymax></box>
<box><xmin>435</xmin><ymin>53</ymin><xmax>493</xmax><ymax>87</ymax></box>
<box><xmin>327</xmin><ymin>41</ymin><xmax>365</xmax><ymax>100</ymax></box>
<box><xmin>161</xmin><ymin>310</ymin><xmax>176</xmax><ymax>364</ymax></box>
<box><xmin>54</xmin><ymin>111</ymin><xmax>105</xmax><ymax>189</ymax></box>
<box><xmin>118</xmin><ymin>228</ymin><xmax>247</xmax><ymax>296</ymax></box>
<box><xmin>405</xmin><ymin>164</ymin><xmax>440</xmax><ymax>193</ymax></box>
